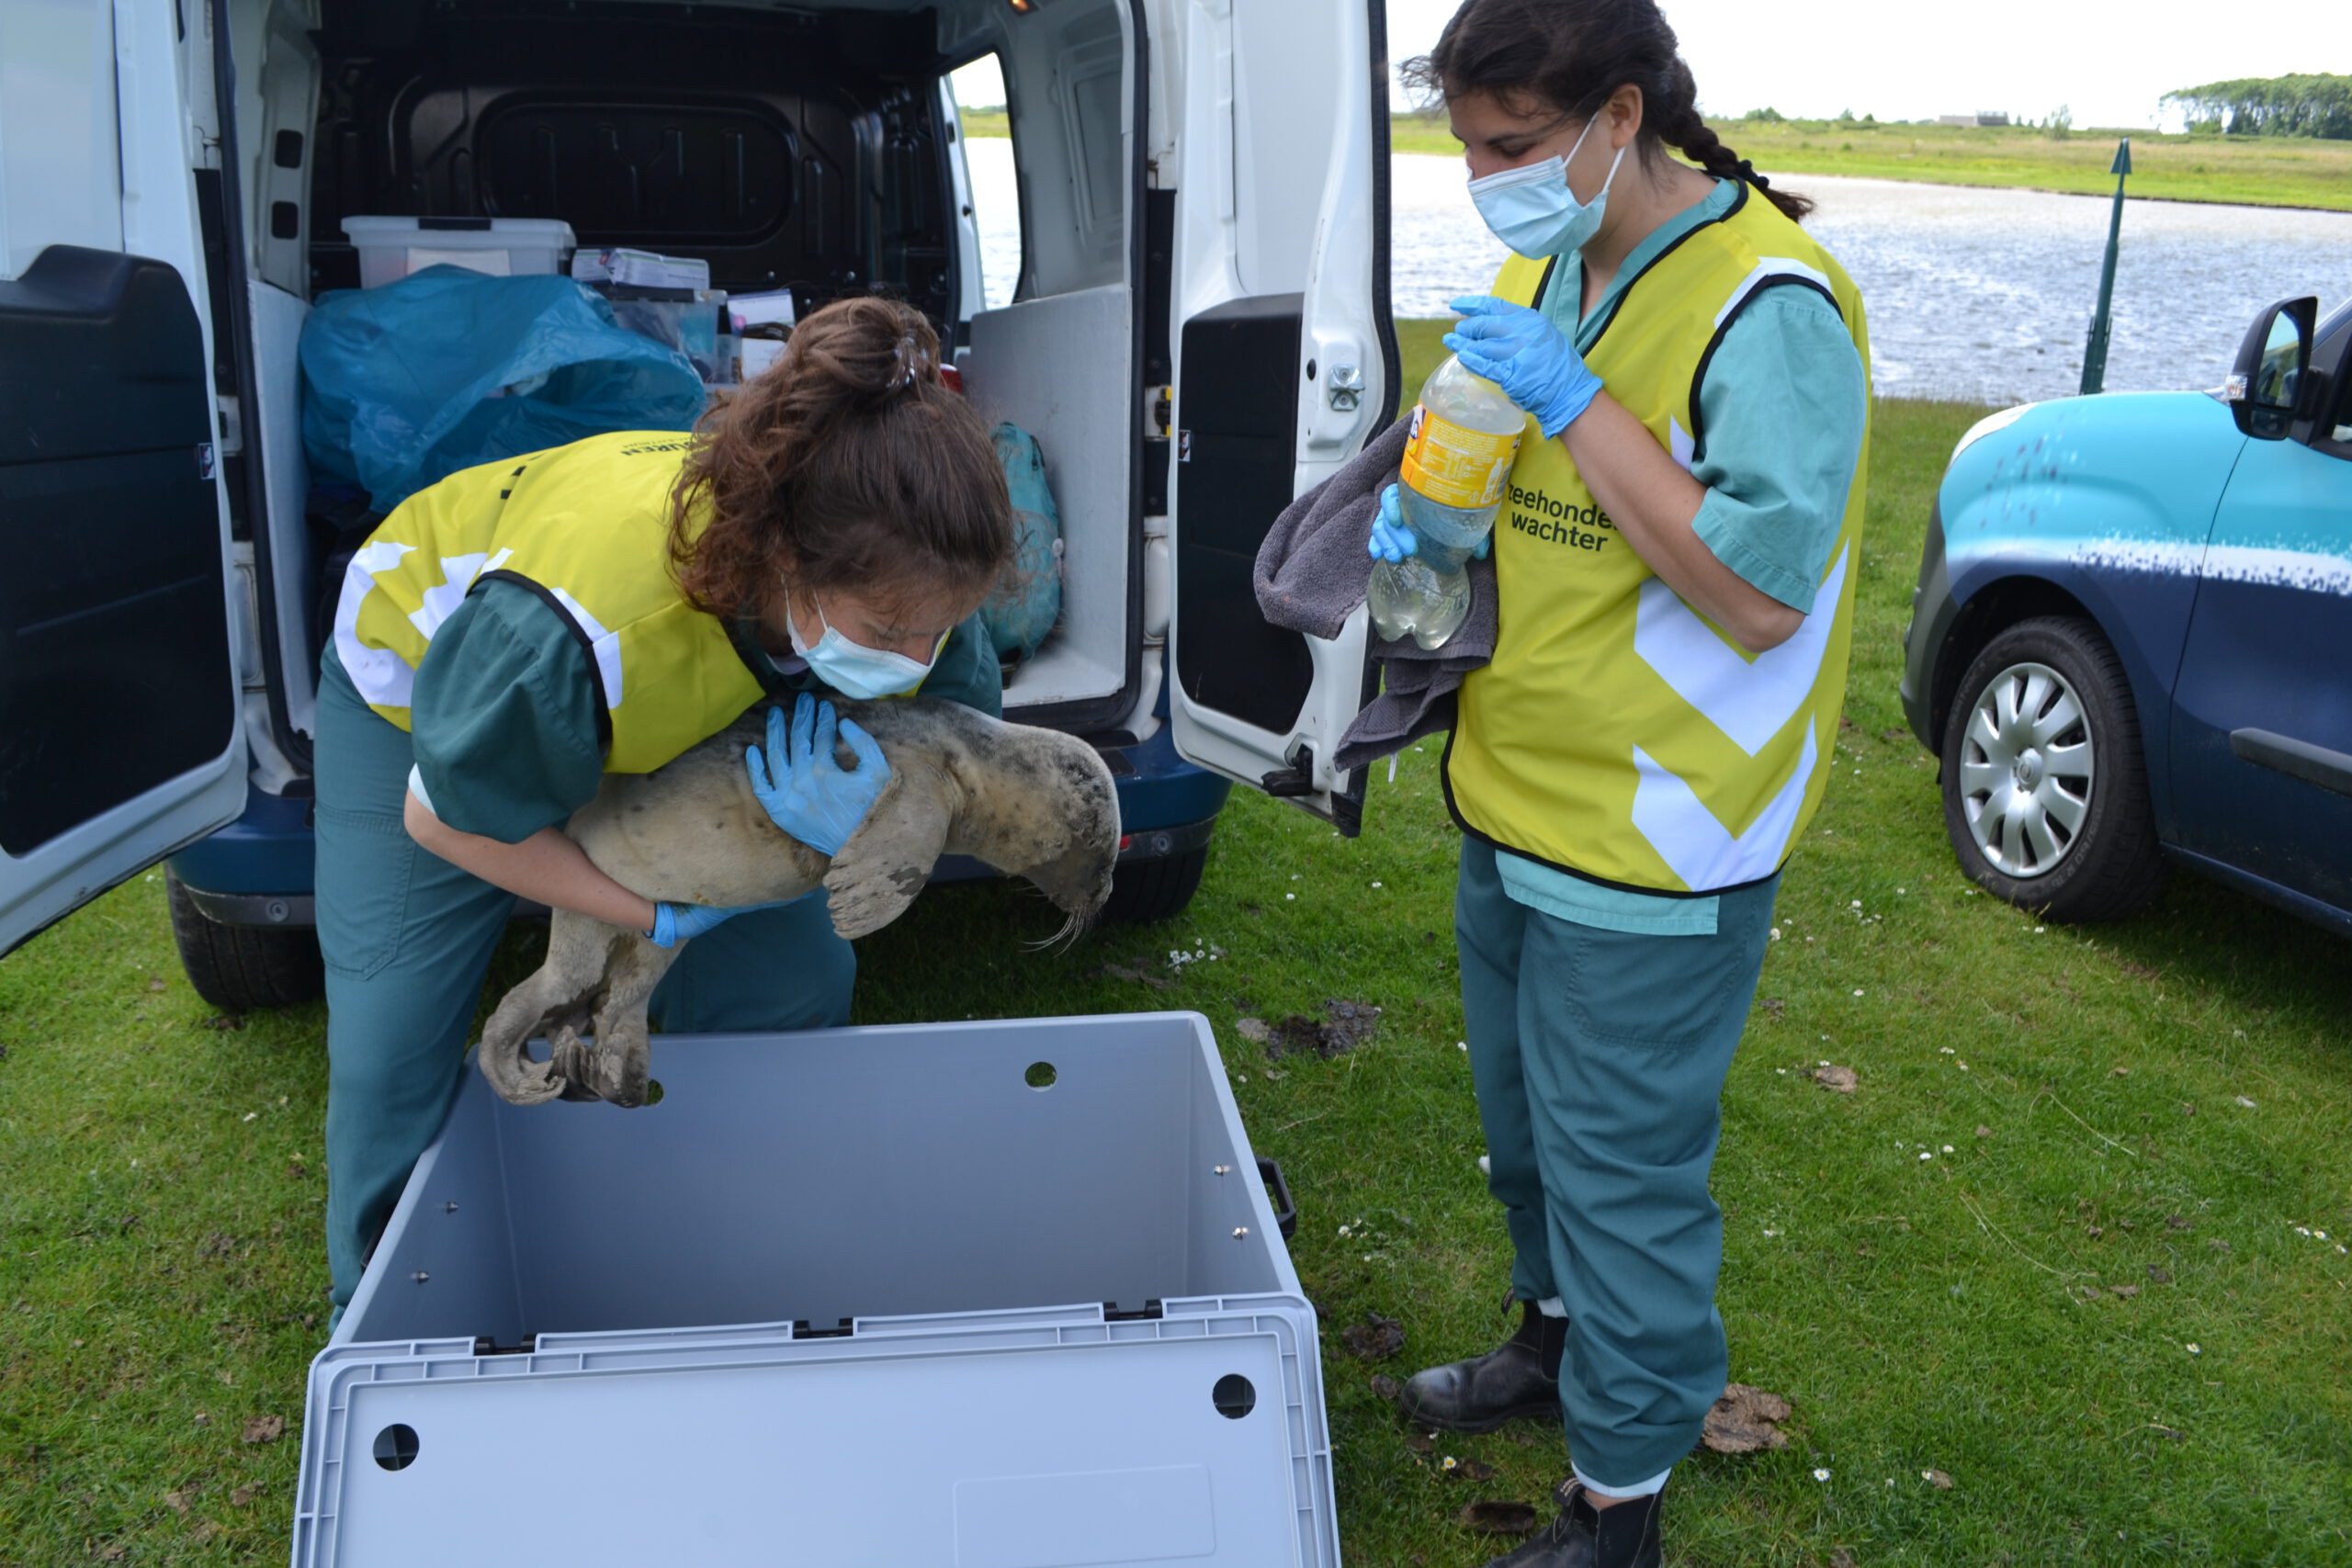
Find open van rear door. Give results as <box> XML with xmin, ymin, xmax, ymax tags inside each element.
<box><xmin>1</xmin><ymin>0</ymin><xmax>247</xmax><ymax>956</ymax></box>
<box><xmin>1165</xmin><ymin>0</ymin><xmax>1396</xmax><ymax>833</ymax></box>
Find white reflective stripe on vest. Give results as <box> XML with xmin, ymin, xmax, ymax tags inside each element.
<box><xmin>407</xmin><ymin>552</ymin><xmax>489</xmax><ymax>641</ymax></box>
<box><xmin>1631</xmin><ymin>544</ymin><xmax>1850</xmax><ymax>756</ymax></box>
<box><xmin>404</xmin><ymin>546</ymin><xmax>514</xmax><ymax>642</ymax></box>
<box><xmin>1713</xmin><ymin>256</ymin><xmax>1834</xmax><ymax>330</ymax></box>
<box><xmin>1632</xmin><ymin>723</ymin><xmax>1820</xmax><ymax>891</ymax></box>
<box><xmin>334</xmin><ymin>539</ymin><xmax>419</xmax><ymax>710</ymax></box>
<box><xmin>546</xmin><ymin>586</ymin><xmax>626</xmax><ymax>710</ymax></box>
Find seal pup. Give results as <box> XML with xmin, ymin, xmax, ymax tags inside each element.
<box><xmin>477</xmin><ymin>697</ymin><xmax>1120</xmax><ymax>1108</ymax></box>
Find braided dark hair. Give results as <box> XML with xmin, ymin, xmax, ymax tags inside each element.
<box><xmin>1402</xmin><ymin>0</ymin><xmax>1813</xmax><ymax>224</ymax></box>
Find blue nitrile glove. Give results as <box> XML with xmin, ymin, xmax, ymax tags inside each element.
<box><xmin>1366</xmin><ymin>483</ymin><xmax>1492</xmax><ymax>562</ymax></box>
<box><xmin>1444</xmin><ymin>295</ymin><xmax>1604</xmax><ymax>438</ymax></box>
<box><xmin>646</xmin><ymin>898</ymin><xmax>799</xmax><ymax>949</ymax></box>
<box><xmin>743</xmin><ymin>694</ymin><xmax>891</xmax><ymax>858</ymax></box>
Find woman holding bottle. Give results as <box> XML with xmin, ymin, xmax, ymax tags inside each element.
<box><xmin>1375</xmin><ymin>3</ymin><xmax>1871</xmax><ymax>1563</ymax></box>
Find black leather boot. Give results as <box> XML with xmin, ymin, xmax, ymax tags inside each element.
<box><xmin>1396</xmin><ymin>1298</ymin><xmax>1566</xmax><ymax>1432</ymax></box>
<box><xmin>1482</xmin><ymin>1480</ymin><xmax>1664</xmax><ymax>1568</ymax></box>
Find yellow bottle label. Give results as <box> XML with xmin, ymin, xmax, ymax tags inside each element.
<box><xmin>1399</xmin><ymin>404</ymin><xmax>1523</xmax><ymax>510</ymax></box>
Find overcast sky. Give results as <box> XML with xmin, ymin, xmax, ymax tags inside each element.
<box><xmin>1384</xmin><ymin>0</ymin><xmax>2350</xmax><ymax>132</ymax></box>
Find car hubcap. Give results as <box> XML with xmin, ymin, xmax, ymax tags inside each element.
<box><xmin>1958</xmin><ymin>661</ymin><xmax>2095</xmax><ymax>879</ymax></box>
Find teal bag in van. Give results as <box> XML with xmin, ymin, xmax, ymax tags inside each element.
<box><xmin>300</xmin><ymin>265</ymin><xmax>704</xmax><ymax>512</ymax></box>
<box><xmin>982</xmin><ymin>423</ymin><xmax>1065</xmax><ymax>665</ymax></box>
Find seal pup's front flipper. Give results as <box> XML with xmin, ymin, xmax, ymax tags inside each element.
<box><xmin>823</xmin><ymin>759</ymin><xmax>956</xmax><ymax>940</ymax></box>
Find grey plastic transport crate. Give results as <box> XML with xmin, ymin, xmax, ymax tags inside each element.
<box><xmin>296</xmin><ymin>1011</ymin><xmax>1336</xmax><ymax>1567</ymax></box>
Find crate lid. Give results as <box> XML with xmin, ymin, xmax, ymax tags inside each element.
<box><xmin>296</xmin><ymin>1299</ymin><xmax>1334</xmax><ymax>1567</ymax></box>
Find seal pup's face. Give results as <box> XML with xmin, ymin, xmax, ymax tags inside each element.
<box><xmin>1019</xmin><ymin>833</ymin><xmax>1118</xmax><ymax>937</ymax></box>
<box><xmin>1004</xmin><ymin>742</ymin><xmax>1120</xmax><ymax>947</ymax></box>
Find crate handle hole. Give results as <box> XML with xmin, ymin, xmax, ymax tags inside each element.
<box><xmin>1023</xmin><ymin>1062</ymin><xmax>1057</xmax><ymax>1090</ymax></box>
<box><xmin>642</xmin><ymin>1079</ymin><xmax>666</xmax><ymax>1106</ymax></box>
<box><xmin>372</xmin><ymin>1423</ymin><xmax>420</xmax><ymax>1472</ymax></box>
<box><xmin>1212</xmin><ymin>1373</ymin><xmax>1255</xmax><ymax>1419</ymax></box>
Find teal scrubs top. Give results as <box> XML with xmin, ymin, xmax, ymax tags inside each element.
<box><xmin>1500</xmin><ymin>175</ymin><xmax>1869</xmax><ymax>935</ymax></box>
<box><xmin>409</xmin><ymin>580</ymin><xmax>1002</xmax><ymax>844</ymax></box>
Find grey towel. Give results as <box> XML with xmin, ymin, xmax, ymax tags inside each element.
<box><xmin>1252</xmin><ymin>416</ymin><xmax>1498</xmax><ymax>773</ymax></box>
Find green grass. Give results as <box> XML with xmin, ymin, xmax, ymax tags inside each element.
<box><xmin>1386</xmin><ymin>113</ymin><xmax>2352</xmax><ymax>212</ymax></box>
<box><xmin>958</xmin><ymin>105</ymin><xmax>2352</xmax><ymax>210</ymax></box>
<box><xmin>7</xmin><ymin>360</ymin><xmax>2352</xmax><ymax>1562</ymax></box>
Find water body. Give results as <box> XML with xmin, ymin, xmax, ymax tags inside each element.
<box><xmin>965</xmin><ymin>141</ymin><xmax>2352</xmax><ymax>407</ymax></box>
<box><xmin>1393</xmin><ymin>155</ymin><xmax>2352</xmax><ymax>406</ymax></box>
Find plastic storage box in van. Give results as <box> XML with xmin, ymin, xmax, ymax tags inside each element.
<box><xmin>342</xmin><ymin>216</ymin><xmax>576</xmax><ymax>289</ymax></box>
<box><xmin>295</xmin><ymin>1012</ymin><xmax>1337</xmax><ymax>1567</ymax></box>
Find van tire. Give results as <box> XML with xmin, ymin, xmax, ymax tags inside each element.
<box><xmin>1938</xmin><ymin>616</ymin><xmax>2166</xmax><ymax>923</ymax></box>
<box><xmin>166</xmin><ymin>874</ymin><xmax>325</xmax><ymax>1013</ymax></box>
<box><xmin>1099</xmin><ymin>845</ymin><xmax>1209</xmax><ymax>926</ymax></box>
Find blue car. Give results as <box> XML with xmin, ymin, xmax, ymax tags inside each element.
<box><xmin>1901</xmin><ymin>294</ymin><xmax>2352</xmax><ymax>934</ymax></box>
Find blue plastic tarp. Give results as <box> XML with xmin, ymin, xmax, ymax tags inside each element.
<box><xmin>300</xmin><ymin>265</ymin><xmax>704</xmax><ymax>512</ymax></box>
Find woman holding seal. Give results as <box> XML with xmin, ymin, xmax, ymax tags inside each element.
<box><xmin>315</xmin><ymin>297</ymin><xmax>1012</xmax><ymax>1321</ymax></box>
<box><xmin>1376</xmin><ymin>3</ymin><xmax>1871</xmax><ymax>1562</ymax></box>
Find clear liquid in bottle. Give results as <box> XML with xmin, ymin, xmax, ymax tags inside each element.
<box><xmin>1370</xmin><ymin>355</ymin><xmax>1525</xmax><ymax>649</ymax></box>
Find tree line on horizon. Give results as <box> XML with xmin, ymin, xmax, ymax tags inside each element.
<box><xmin>2162</xmin><ymin>73</ymin><xmax>2351</xmax><ymax>139</ymax></box>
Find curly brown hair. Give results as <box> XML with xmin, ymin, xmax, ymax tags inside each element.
<box><xmin>670</xmin><ymin>296</ymin><xmax>1012</xmax><ymax>619</ymax></box>
<box><xmin>1404</xmin><ymin>0</ymin><xmax>1815</xmax><ymax>224</ymax></box>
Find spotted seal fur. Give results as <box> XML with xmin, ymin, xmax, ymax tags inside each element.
<box><xmin>477</xmin><ymin>698</ymin><xmax>1119</xmax><ymax>1107</ymax></box>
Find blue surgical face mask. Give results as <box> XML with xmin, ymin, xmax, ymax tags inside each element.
<box><xmin>1467</xmin><ymin>115</ymin><xmax>1627</xmax><ymax>259</ymax></box>
<box><xmin>787</xmin><ymin>596</ymin><xmax>944</xmax><ymax>700</ymax></box>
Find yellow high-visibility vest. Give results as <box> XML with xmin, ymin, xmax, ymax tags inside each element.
<box><xmin>1443</xmin><ymin>186</ymin><xmax>1872</xmax><ymax>894</ymax></box>
<box><xmin>330</xmin><ymin>431</ymin><xmax>765</xmax><ymax>773</ymax></box>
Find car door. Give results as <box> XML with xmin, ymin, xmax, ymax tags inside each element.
<box><xmin>2164</xmin><ymin>323</ymin><xmax>2352</xmax><ymax>918</ymax></box>
<box><xmin>1164</xmin><ymin>0</ymin><xmax>1396</xmax><ymax>832</ymax></box>
<box><xmin>0</xmin><ymin>0</ymin><xmax>246</xmax><ymax>957</ymax></box>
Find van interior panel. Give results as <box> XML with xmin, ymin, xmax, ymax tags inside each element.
<box><xmin>241</xmin><ymin>0</ymin><xmax>322</xmax><ymax>299</ymax></box>
<box><xmin>307</xmin><ymin>2</ymin><xmax>956</xmax><ymax>318</ymax></box>
<box><xmin>992</xmin><ymin>1</ymin><xmax>1128</xmax><ymax>300</ymax></box>
<box><xmin>965</xmin><ymin>284</ymin><xmax>1134</xmax><ymax>714</ymax></box>
<box><xmin>0</xmin><ymin>249</ymin><xmax>237</xmax><ymax>855</ymax></box>
<box><xmin>249</xmin><ymin>280</ymin><xmax>318</xmax><ymax>739</ymax></box>
<box><xmin>1173</xmin><ymin>295</ymin><xmax>1316</xmax><ymax>739</ymax></box>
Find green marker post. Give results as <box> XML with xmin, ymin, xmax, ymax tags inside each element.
<box><xmin>2079</xmin><ymin>139</ymin><xmax>2132</xmax><ymax>395</ymax></box>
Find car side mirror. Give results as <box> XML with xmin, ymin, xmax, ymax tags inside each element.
<box><xmin>2224</xmin><ymin>296</ymin><xmax>2316</xmax><ymax>440</ymax></box>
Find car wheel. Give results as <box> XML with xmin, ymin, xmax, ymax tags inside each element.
<box><xmin>1939</xmin><ymin>616</ymin><xmax>2165</xmax><ymax>922</ymax></box>
<box><xmin>1098</xmin><ymin>844</ymin><xmax>1210</xmax><ymax>925</ymax></box>
<box><xmin>166</xmin><ymin>873</ymin><xmax>325</xmax><ymax>1012</ymax></box>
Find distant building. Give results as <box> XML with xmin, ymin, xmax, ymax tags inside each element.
<box><xmin>1937</xmin><ymin>111</ymin><xmax>2011</xmax><ymax>127</ymax></box>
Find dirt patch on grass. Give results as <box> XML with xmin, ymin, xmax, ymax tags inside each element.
<box><xmin>1702</xmin><ymin>1383</ymin><xmax>1793</xmax><ymax>1453</ymax></box>
<box><xmin>1246</xmin><ymin>998</ymin><xmax>1383</xmax><ymax>1060</ymax></box>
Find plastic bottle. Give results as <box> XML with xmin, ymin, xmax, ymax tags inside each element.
<box><xmin>1369</xmin><ymin>355</ymin><xmax>1525</xmax><ymax>649</ymax></box>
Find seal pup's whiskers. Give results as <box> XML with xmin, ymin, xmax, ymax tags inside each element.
<box><xmin>1022</xmin><ymin>911</ymin><xmax>1088</xmax><ymax>954</ymax></box>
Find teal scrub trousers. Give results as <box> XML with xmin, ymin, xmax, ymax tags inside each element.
<box><xmin>1455</xmin><ymin>836</ymin><xmax>1777</xmax><ymax>1490</ymax></box>
<box><xmin>313</xmin><ymin>649</ymin><xmax>854</xmax><ymax>1312</ymax></box>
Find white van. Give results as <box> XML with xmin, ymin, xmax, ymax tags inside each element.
<box><xmin>0</xmin><ymin>0</ymin><xmax>1402</xmax><ymax>991</ymax></box>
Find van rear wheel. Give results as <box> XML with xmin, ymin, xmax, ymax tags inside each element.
<box><xmin>1099</xmin><ymin>845</ymin><xmax>1209</xmax><ymax>926</ymax></box>
<box><xmin>166</xmin><ymin>874</ymin><xmax>325</xmax><ymax>1013</ymax></box>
